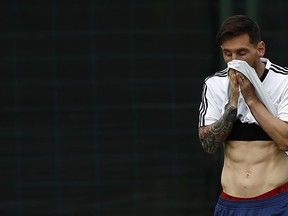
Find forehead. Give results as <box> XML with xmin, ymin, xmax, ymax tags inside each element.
<box><xmin>221</xmin><ymin>34</ymin><xmax>253</xmax><ymax>50</ymax></box>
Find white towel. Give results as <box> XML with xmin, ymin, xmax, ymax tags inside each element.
<box><xmin>227</xmin><ymin>60</ymin><xmax>277</xmax><ymax>116</ymax></box>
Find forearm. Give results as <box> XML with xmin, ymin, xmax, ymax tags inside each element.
<box><xmin>199</xmin><ymin>104</ymin><xmax>237</xmax><ymax>154</ymax></box>
<box><xmin>248</xmin><ymin>99</ymin><xmax>288</xmax><ymax>150</ymax></box>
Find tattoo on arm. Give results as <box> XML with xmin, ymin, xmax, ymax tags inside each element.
<box><xmin>199</xmin><ymin>104</ymin><xmax>237</xmax><ymax>154</ymax></box>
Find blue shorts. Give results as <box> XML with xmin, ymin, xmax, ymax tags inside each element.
<box><xmin>214</xmin><ymin>190</ymin><xmax>288</xmax><ymax>216</ymax></box>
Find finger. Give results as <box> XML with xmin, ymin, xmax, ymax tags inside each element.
<box><xmin>228</xmin><ymin>69</ymin><xmax>235</xmax><ymax>79</ymax></box>
<box><xmin>236</xmin><ymin>73</ymin><xmax>245</xmax><ymax>83</ymax></box>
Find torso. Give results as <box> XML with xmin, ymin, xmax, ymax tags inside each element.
<box><xmin>222</xmin><ymin>140</ymin><xmax>288</xmax><ymax>198</ymax></box>
<box><xmin>199</xmin><ymin>59</ymin><xmax>288</xmax><ymax>197</ymax></box>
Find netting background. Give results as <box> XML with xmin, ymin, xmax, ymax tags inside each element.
<box><xmin>2</xmin><ymin>0</ymin><xmax>288</xmax><ymax>215</ymax></box>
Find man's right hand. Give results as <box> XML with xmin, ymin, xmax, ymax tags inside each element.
<box><xmin>229</xmin><ymin>69</ymin><xmax>240</xmax><ymax>108</ymax></box>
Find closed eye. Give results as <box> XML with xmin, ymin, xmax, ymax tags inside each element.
<box><xmin>238</xmin><ymin>51</ymin><xmax>248</xmax><ymax>56</ymax></box>
<box><xmin>223</xmin><ymin>51</ymin><xmax>232</xmax><ymax>57</ymax></box>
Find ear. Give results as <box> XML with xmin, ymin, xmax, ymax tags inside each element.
<box><xmin>257</xmin><ymin>41</ymin><xmax>265</xmax><ymax>57</ymax></box>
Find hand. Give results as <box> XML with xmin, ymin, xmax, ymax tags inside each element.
<box><xmin>228</xmin><ymin>69</ymin><xmax>240</xmax><ymax>108</ymax></box>
<box><xmin>236</xmin><ymin>73</ymin><xmax>258</xmax><ymax>105</ymax></box>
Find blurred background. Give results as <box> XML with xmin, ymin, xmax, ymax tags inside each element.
<box><xmin>2</xmin><ymin>0</ymin><xmax>288</xmax><ymax>215</ymax></box>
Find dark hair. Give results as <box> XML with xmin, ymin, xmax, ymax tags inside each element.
<box><xmin>216</xmin><ymin>15</ymin><xmax>261</xmax><ymax>46</ymax></box>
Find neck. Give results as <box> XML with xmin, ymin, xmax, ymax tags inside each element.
<box><xmin>255</xmin><ymin>61</ymin><xmax>266</xmax><ymax>78</ymax></box>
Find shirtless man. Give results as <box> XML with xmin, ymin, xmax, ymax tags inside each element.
<box><xmin>198</xmin><ymin>15</ymin><xmax>288</xmax><ymax>215</ymax></box>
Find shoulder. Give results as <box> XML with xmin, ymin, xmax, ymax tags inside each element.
<box><xmin>204</xmin><ymin>68</ymin><xmax>229</xmax><ymax>83</ymax></box>
<box><xmin>265</xmin><ymin>60</ymin><xmax>288</xmax><ymax>95</ymax></box>
<box><xmin>268</xmin><ymin>61</ymin><xmax>288</xmax><ymax>75</ymax></box>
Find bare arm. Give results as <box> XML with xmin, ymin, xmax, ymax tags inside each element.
<box><xmin>246</xmin><ymin>97</ymin><xmax>288</xmax><ymax>150</ymax></box>
<box><xmin>237</xmin><ymin>74</ymin><xmax>288</xmax><ymax>150</ymax></box>
<box><xmin>199</xmin><ymin>104</ymin><xmax>237</xmax><ymax>154</ymax></box>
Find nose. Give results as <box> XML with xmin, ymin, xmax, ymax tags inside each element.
<box><xmin>231</xmin><ymin>53</ymin><xmax>238</xmax><ymax>60</ymax></box>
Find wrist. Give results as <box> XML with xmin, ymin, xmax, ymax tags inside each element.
<box><xmin>246</xmin><ymin>97</ymin><xmax>259</xmax><ymax>107</ymax></box>
<box><xmin>225</xmin><ymin>103</ymin><xmax>237</xmax><ymax>119</ymax></box>
<box><xmin>228</xmin><ymin>101</ymin><xmax>237</xmax><ymax>109</ymax></box>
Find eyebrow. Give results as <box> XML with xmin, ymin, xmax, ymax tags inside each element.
<box><xmin>222</xmin><ymin>48</ymin><xmax>249</xmax><ymax>52</ymax></box>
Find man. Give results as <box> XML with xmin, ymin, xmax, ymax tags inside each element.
<box><xmin>198</xmin><ymin>15</ymin><xmax>288</xmax><ymax>215</ymax></box>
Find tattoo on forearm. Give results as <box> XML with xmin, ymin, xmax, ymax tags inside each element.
<box><xmin>199</xmin><ymin>104</ymin><xmax>237</xmax><ymax>154</ymax></box>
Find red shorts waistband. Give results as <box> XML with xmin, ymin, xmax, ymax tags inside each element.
<box><xmin>221</xmin><ymin>181</ymin><xmax>288</xmax><ymax>201</ymax></box>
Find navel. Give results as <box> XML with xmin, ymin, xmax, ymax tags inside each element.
<box><xmin>245</xmin><ymin>172</ymin><xmax>251</xmax><ymax>178</ymax></box>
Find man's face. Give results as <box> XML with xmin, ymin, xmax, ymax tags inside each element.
<box><xmin>221</xmin><ymin>33</ymin><xmax>265</xmax><ymax>69</ymax></box>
